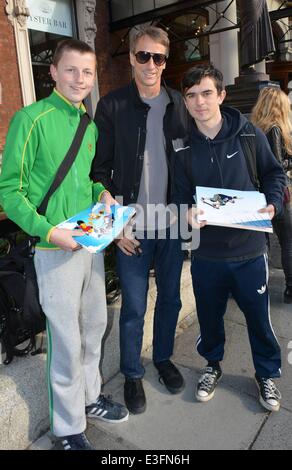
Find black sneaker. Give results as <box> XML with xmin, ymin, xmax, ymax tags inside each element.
<box><xmin>124</xmin><ymin>378</ymin><xmax>146</xmax><ymax>414</ymax></box>
<box><xmin>196</xmin><ymin>366</ymin><xmax>222</xmax><ymax>402</ymax></box>
<box><xmin>255</xmin><ymin>375</ymin><xmax>281</xmax><ymax>412</ymax></box>
<box><xmin>154</xmin><ymin>360</ymin><xmax>185</xmax><ymax>394</ymax></box>
<box><xmin>284</xmin><ymin>286</ymin><xmax>292</xmax><ymax>304</ymax></box>
<box><xmin>61</xmin><ymin>432</ymin><xmax>95</xmax><ymax>450</ymax></box>
<box><xmin>86</xmin><ymin>394</ymin><xmax>129</xmax><ymax>423</ymax></box>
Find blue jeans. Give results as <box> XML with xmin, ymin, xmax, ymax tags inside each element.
<box><xmin>116</xmin><ymin>233</ymin><xmax>184</xmax><ymax>378</ymax></box>
<box><xmin>191</xmin><ymin>255</ymin><xmax>281</xmax><ymax>378</ymax></box>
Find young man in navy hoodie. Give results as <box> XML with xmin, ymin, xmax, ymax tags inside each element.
<box><xmin>173</xmin><ymin>64</ymin><xmax>286</xmax><ymax>412</ymax></box>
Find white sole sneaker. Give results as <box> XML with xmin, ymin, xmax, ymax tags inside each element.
<box><xmin>255</xmin><ymin>379</ymin><xmax>281</xmax><ymax>412</ymax></box>
<box><xmin>86</xmin><ymin>411</ymin><xmax>129</xmax><ymax>423</ymax></box>
<box><xmin>195</xmin><ymin>389</ymin><xmax>216</xmax><ymax>402</ymax></box>
<box><xmin>195</xmin><ymin>373</ymin><xmax>222</xmax><ymax>403</ymax></box>
<box><xmin>258</xmin><ymin>395</ymin><xmax>280</xmax><ymax>412</ymax></box>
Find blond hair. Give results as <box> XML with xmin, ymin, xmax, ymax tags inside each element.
<box><xmin>251</xmin><ymin>87</ymin><xmax>292</xmax><ymax>155</ymax></box>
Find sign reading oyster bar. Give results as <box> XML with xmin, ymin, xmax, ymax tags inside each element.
<box><xmin>26</xmin><ymin>0</ymin><xmax>73</xmax><ymax>37</ymax></box>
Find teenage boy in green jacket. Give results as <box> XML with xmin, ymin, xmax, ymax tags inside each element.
<box><xmin>0</xmin><ymin>39</ymin><xmax>128</xmax><ymax>450</ymax></box>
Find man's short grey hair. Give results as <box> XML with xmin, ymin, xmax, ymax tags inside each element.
<box><xmin>129</xmin><ymin>25</ymin><xmax>170</xmax><ymax>56</ymax></box>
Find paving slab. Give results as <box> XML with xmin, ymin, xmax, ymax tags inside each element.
<box><xmin>0</xmin><ymin>353</ymin><xmax>48</xmax><ymax>450</ymax></box>
<box><xmin>90</xmin><ymin>364</ymin><xmax>267</xmax><ymax>450</ymax></box>
<box><xmin>173</xmin><ymin>302</ymin><xmax>292</xmax><ymax>412</ymax></box>
<box><xmin>27</xmin><ymin>263</ymin><xmax>292</xmax><ymax>451</ymax></box>
<box><xmin>49</xmin><ymin>425</ymin><xmax>139</xmax><ymax>451</ymax></box>
<box><xmin>268</xmin><ymin>268</ymin><xmax>292</xmax><ymax>340</ymax></box>
<box><xmin>252</xmin><ymin>408</ymin><xmax>292</xmax><ymax>450</ymax></box>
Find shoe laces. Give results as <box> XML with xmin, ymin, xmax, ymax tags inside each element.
<box><xmin>199</xmin><ymin>367</ymin><xmax>219</xmax><ymax>391</ymax></box>
<box><xmin>96</xmin><ymin>394</ymin><xmax>114</xmax><ymax>409</ymax></box>
<box><xmin>62</xmin><ymin>432</ymin><xmax>89</xmax><ymax>450</ymax></box>
<box><xmin>261</xmin><ymin>378</ymin><xmax>282</xmax><ymax>401</ymax></box>
<box><xmin>79</xmin><ymin>433</ymin><xmax>90</xmax><ymax>446</ymax></box>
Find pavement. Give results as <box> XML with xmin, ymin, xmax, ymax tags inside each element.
<box><xmin>32</xmin><ymin>262</ymin><xmax>292</xmax><ymax>451</ymax></box>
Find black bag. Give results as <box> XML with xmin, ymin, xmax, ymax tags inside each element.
<box><xmin>0</xmin><ymin>113</ymin><xmax>91</xmax><ymax>364</ymax></box>
<box><xmin>0</xmin><ymin>224</ymin><xmax>46</xmax><ymax>364</ymax></box>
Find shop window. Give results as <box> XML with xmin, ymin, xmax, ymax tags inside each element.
<box><xmin>26</xmin><ymin>0</ymin><xmax>77</xmax><ymax>100</ymax></box>
<box><xmin>157</xmin><ymin>11</ymin><xmax>209</xmax><ymax>64</ymax></box>
<box><xmin>110</xmin><ymin>0</ymin><xmax>179</xmax><ymax>22</ymax></box>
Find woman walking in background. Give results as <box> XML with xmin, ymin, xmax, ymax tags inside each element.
<box><xmin>251</xmin><ymin>86</ymin><xmax>292</xmax><ymax>304</ymax></box>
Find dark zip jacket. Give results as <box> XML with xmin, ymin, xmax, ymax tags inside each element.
<box><xmin>173</xmin><ymin>106</ymin><xmax>286</xmax><ymax>261</ymax></box>
<box><xmin>266</xmin><ymin>125</ymin><xmax>292</xmax><ymax>173</ymax></box>
<box><xmin>91</xmin><ymin>80</ymin><xmax>190</xmax><ymax>205</ymax></box>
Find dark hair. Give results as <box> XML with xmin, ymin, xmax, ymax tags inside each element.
<box><xmin>181</xmin><ymin>64</ymin><xmax>224</xmax><ymax>95</ymax></box>
<box><xmin>52</xmin><ymin>38</ymin><xmax>96</xmax><ymax>66</ymax></box>
<box><xmin>129</xmin><ymin>25</ymin><xmax>169</xmax><ymax>56</ymax></box>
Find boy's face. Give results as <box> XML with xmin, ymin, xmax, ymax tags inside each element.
<box><xmin>184</xmin><ymin>76</ymin><xmax>226</xmax><ymax>124</ymax></box>
<box><xmin>50</xmin><ymin>50</ymin><xmax>96</xmax><ymax>107</ymax></box>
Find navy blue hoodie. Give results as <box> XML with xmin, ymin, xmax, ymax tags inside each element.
<box><xmin>173</xmin><ymin>106</ymin><xmax>286</xmax><ymax>261</ymax></box>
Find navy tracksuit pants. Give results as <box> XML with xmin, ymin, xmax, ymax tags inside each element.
<box><xmin>191</xmin><ymin>254</ymin><xmax>281</xmax><ymax>379</ymax></box>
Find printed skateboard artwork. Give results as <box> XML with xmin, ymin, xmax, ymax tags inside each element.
<box><xmin>75</xmin><ymin>208</ymin><xmax>114</xmax><ymax>238</ymax></box>
<box><xmin>201</xmin><ymin>193</ymin><xmax>241</xmax><ymax>209</ymax></box>
<box><xmin>196</xmin><ymin>186</ymin><xmax>273</xmax><ymax>233</ymax></box>
<box><xmin>58</xmin><ymin>203</ymin><xmax>135</xmax><ymax>253</ymax></box>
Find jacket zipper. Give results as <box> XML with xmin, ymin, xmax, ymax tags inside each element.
<box><xmin>207</xmin><ymin>138</ymin><xmax>224</xmax><ymax>187</ymax></box>
<box><xmin>73</xmin><ymin>162</ymin><xmax>79</xmax><ymax>214</ymax></box>
<box><xmin>130</xmin><ymin>127</ymin><xmax>141</xmax><ymax>200</ymax></box>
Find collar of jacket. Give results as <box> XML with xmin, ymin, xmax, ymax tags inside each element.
<box><xmin>129</xmin><ymin>79</ymin><xmax>175</xmax><ymax>109</ymax></box>
<box><xmin>49</xmin><ymin>88</ymin><xmax>87</xmax><ymax>116</ymax></box>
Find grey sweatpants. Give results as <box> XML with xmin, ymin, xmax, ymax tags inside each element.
<box><xmin>34</xmin><ymin>249</ymin><xmax>107</xmax><ymax>437</ymax></box>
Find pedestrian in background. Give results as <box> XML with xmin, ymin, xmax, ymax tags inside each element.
<box><xmin>251</xmin><ymin>86</ymin><xmax>292</xmax><ymax>304</ymax></box>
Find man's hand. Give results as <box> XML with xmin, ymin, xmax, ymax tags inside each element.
<box><xmin>49</xmin><ymin>227</ymin><xmax>84</xmax><ymax>251</ymax></box>
<box><xmin>100</xmin><ymin>190</ymin><xmax>119</xmax><ymax>213</ymax></box>
<box><xmin>187</xmin><ymin>207</ymin><xmax>207</xmax><ymax>229</ymax></box>
<box><xmin>115</xmin><ymin>237</ymin><xmax>142</xmax><ymax>256</ymax></box>
<box><xmin>258</xmin><ymin>204</ymin><xmax>275</xmax><ymax>220</ymax></box>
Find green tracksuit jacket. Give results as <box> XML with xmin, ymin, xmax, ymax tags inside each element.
<box><xmin>0</xmin><ymin>89</ymin><xmax>106</xmax><ymax>248</ymax></box>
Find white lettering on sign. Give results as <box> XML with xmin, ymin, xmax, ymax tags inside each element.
<box><xmin>26</xmin><ymin>0</ymin><xmax>73</xmax><ymax>37</ymax></box>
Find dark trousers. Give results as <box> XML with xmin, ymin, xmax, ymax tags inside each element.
<box><xmin>191</xmin><ymin>255</ymin><xmax>281</xmax><ymax>379</ymax></box>
<box><xmin>116</xmin><ymin>233</ymin><xmax>184</xmax><ymax>378</ymax></box>
<box><xmin>272</xmin><ymin>203</ymin><xmax>292</xmax><ymax>287</ymax></box>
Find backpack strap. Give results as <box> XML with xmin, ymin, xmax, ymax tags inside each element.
<box><xmin>38</xmin><ymin>113</ymin><xmax>91</xmax><ymax>216</ymax></box>
<box><xmin>239</xmin><ymin>121</ymin><xmax>260</xmax><ymax>190</ymax></box>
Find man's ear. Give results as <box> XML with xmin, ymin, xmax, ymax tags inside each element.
<box><xmin>50</xmin><ymin>64</ymin><xmax>57</xmax><ymax>82</ymax></box>
<box><xmin>129</xmin><ymin>52</ymin><xmax>135</xmax><ymax>68</ymax></box>
<box><xmin>219</xmin><ymin>89</ymin><xmax>226</xmax><ymax>104</ymax></box>
<box><xmin>183</xmin><ymin>97</ymin><xmax>191</xmax><ymax>114</ymax></box>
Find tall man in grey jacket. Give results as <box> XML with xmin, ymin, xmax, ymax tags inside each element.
<box><xmin>92</xmin><ymin>26</ymin><xmax>189</xmax><ymax>414</ymax></box>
